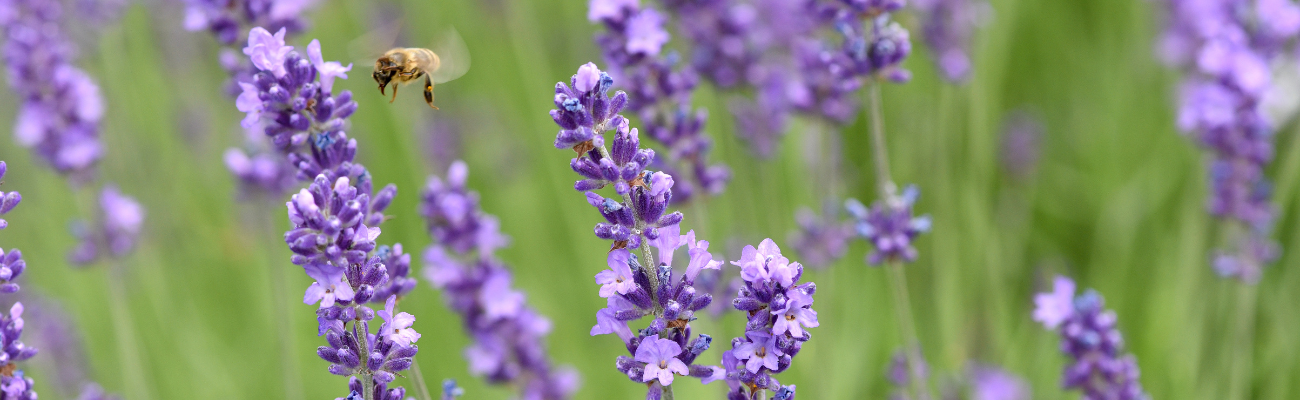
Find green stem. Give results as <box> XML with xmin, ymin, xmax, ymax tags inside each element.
<box><xmin>1227</xmin><ymin>282</ymin><xmax>1258</xmax><ymax>400</ymax></box>
<box><xmin>663</xmin><ymin>384</ymin><xmax>675</xmax><ymax>400</ymax></box>
<box><xmin>107</xmin><ymin>261</ymin><xmax>151</xmax><ymax>400</ymax></box>
<box><xmin>410</xmin><ymin>358</ymin><xmax>435</xmax><ymax>400</ymax></box>
<box><xmin>866</xmin><ymin>81</ymin><xmax>930</xmax><ymax>400</ymax></box>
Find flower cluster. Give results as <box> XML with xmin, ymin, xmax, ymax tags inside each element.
<box><xmin>720</xmin><ymin>239</ymin><xmax>817</xmax><ymax>400</ymax></box>
<box><xmin>421</xmin><ymin>161</ymin><xmax>578</xmax><ymax>399</ymax></box>
<box><xmin>589</xmin><ymin>2</ymin><xmax>731</xmax><ymax>201</ymax></box>
<box><xmin>1157</xmin><ymin>0</ymin><xmax>1294</xmax><ymax>282</ymax></box>
<box><xmin>0</xmin><ymin>162</ymin><xmax>20</xmax><ymax>231</ymax></box>
<box><xmin>788</xmin><ymin>203</ymin><xmax>852</xmax><ymax>269</ymax></box>
<box><xmin>68</xmin><ymin>186</ymin><xmax>145</xmax><ymax>266</ymax></box>
<box><xmin>965</xmin><ymin>364</ymin><xmax>1029</xmax><ymax>400</ymax></box>
<box><xmin>1</xmin><ymin>0</ymin><xmax>106</xmax><ymax>179</ymax></box>
<box><xmin>845</xmin><ymin>185</ymin><xmax>932</xmax><ymax>265</ymax></box>
<box><xmin>551</xmin><ymin>62</ymin><xmax>726</xmax><ymax>398</ymax></box>
<box><xmin>1034</xmin><ymin>276</ymin><xmax>1148</xmax><ymax>400</ymax></box>
<box><xmin>913</xmin><ymin>0</ymin><xmax>989</xmax><ymax>83</ymax></box>
<box><xmin>233</xmin><ymin>26</ymin><xmax>424</xmax><ymax>398</ymax></box>
<box><xmin>182</xmin><ymin>1</ymin><xmax>325</xmax><ymax>196</ymax></box>
<box><xmin>0</xmin><ymin>162</ymin><xmax>37</xmax><ymax>399</ymax></box>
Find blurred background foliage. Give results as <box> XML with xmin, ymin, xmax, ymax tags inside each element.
<box><xmin>0</xmin><ymin>0</ymin><xmax>1297</xmax><ymax>398</ymax></box>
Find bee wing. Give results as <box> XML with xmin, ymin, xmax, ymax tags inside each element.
<box><xmin>429</xmin><ymin>26</ymin><xmax>471</xmax><ymax>84</ymax></box>
<box><xmin>347</xmin><ymin>21</ymin><xmax>406</xmax><ymax>70</ymax></box>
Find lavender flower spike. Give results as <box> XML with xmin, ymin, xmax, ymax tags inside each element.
<box><xmin>722</xmin><ymin>239</ymin><xmax>816</xmax><ymax>400</ymax></box>
<box><xmin>551</xmin><ymin>62</ymin><xmax>724</xmax><ymax>399</ymax></box>
<box><xmin>1033</xmin><ymin>276</ymin><xmax>1148</xmax><ymax>399</ymax></box>
<box><xmin>421</xmin><ymin>161</ymin><xmax>578</xmax><ymax>399</ymax></box>
<box><xmin>2</xmin><ymin>0</ymin><xmax>105</xmax><ymax>178</ymax></box>
<box><xmin>845</xmin><ymin>185</ymin><xmax>932</xmax><ymax>265</ymax></box>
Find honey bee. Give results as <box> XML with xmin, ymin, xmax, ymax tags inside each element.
<box><xmin>357</xmin><ymin>26</ymin><xmax>470</xmax><ymax>110</ymax></box>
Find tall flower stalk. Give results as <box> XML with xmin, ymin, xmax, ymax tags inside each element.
<box><xmin>234</xmin><ymin>26</ymin><xmax>436</xmax><ymax>400</ymax></box>
<box><xmin>420</xmin><ymin>161</ymin><xmax>578</xmax><ymax>399</ymax></box>
<box><xmin>550</xmin><ymin>62</ymin><xmax>730</xmax><ymax>400</ymax></box>
<box><xmin>836</xmin><ymin>7</ymin><xmax>933</xmax><ymax>399</ymax></box>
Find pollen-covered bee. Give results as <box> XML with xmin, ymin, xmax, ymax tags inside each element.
<box><xmin>356</xmin><ymin>26</ymin><xmax>470</xmax><ymax>110</ymax></box>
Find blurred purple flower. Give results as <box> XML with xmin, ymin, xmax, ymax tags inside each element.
<box><xmin>968</xmin><ymin>364</ymin><xmax>1028</xmax><ymax>400</ymax></box>
<box><xmin>845</xmin><ymin>185</ymin><xmax>932</xmax><ymax>265</ymax></box>
<box><xmin>1034</xmin><ymin>276</ymin><xmax>1148</xmax><ymax>399</ymax></box>
<box><xmin>2</xmin><ymin>0</ymin><xmax>105</xmax><ymax>179</ymax></box>
<box><xmin>69</xmin><ymin>185</ymin><xmax>145</xmax><ymax>266</ymax></box>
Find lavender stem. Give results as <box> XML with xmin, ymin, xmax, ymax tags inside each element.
<box><xmin>1227</xmin><ymin>283</ymin><xmax>1258</xmax><ymax>400</ymax></box>
<box><xmin>663</xmin><ymin>385</ymin><xmax>675</xmax><ymax>400</ymax></box>
<box><xmin>108</xmin><ymin>261</ymin><xmax>150</xmax><ymax>400</ymax></box>
<box><xmin>867</xmin><ymin>81</ymin><xmax>930</xmax><ymax>399</ymax></box>
<box><xmin>259</xmin><ymin>208</ymin><xmax>302</xmax><ymax>400</ymax></box>
<box><xmin>409</xmin><ymin>358</ymin><xmax>434</xmax><ymax>400</ymax></box>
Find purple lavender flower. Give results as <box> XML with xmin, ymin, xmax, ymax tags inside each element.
<box><xmin>845</xmin><ymin>185</ymin><xmax>931</xmax><ymax>265</ymax></box>
<box><xmin>1157</xmin><ymin>0</ymin><xmax>1289</xmax><ymax>282</ymax></box>
<box><xmin>2</xmin><ymin>0</ymin><xmax>105</xmax><ymax>179</ymax></box>
<box><xmin>378</xmin><ymin>295</ymin><xmax>421</xmax><ymax>346</ymax></box>
<box><xmin>636</xmin><ymin>337</ymin><xmax>690</xmax><ymax>385</ymax></box>
<box><xmin>0</xmin><ymin>302</ymin><xmax>38</xmax><ymax>399</ymax></box>
<box><xmin>1033</xmin><ymin>276</ymin><xmax>1148</xmax><ymax>400</ymax></box>
<box><xmin>69</xmin><ymin>185</ymin><xmax>145</xmax><ymax>266</ymax></box>
<box><xmin>0</xmin><ymin>162</ymin><xmax>22</xmax><ymax>230</ymax></box>
<box><xmin>885</xmin><ymin>348</ymin><xmax>928</xmax><ymax>400</ymax></box>
<box><xmin>590</xmin><ymin>3</ymin><xmax>732</xmax><ymax>200</ymax></box>
<box><xmin>1032</xmin><ymin>275</ymin><xmax>1074</xmax><ymax>329</ymax></box>
<box><xmin>913</xmin><ymin>0</ymin><xmax>988</xmax><ymax>82</ymax></box>
<box><xmin>0</xmin><ymin>249</ymin><xmax>25</xmax><ymax>294</ymax></box>
<box><xmin>722</xmin><ymin>239</ymin><xmax>816</xmax><ymax>399</ymax></box>
<box><xmin>788</xmin><ymin>204</ymin><xmax>852</xmax><ymax>269</ymax></box>
<box><xmin>967</xmin><ymin>364</ymin><xmax>1029</xmax><ymax>400</ymax></box>
<box><xmin>420</xmin><ymin>161</ymin><xmax>578</xmax><ymax>399</ymax></box>
<box><xmin>552</xmin><ymin>62</ymin><xmax>725</xmax><ymax>398</ymax></box>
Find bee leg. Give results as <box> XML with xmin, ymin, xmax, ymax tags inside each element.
<box><xmin>424</xmin><ymin>76</ymin><xmax>438</xmax><ymax>110</ymax></box>
<box><xmin>389</xmin><ymin>83</ymin><xmax>399</xmax><ymax>103</ymax></box>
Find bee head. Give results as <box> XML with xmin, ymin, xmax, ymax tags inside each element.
<box><xmin>373</xmin><ymin>56</ymin><xmax>396</xmax><ymax>94</ymax></box>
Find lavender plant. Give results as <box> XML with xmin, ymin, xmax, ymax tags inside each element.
<box><xmin>0</xmin><ymin>161</ymin><xmax>38</xmax><ymax>399</ymax></box>
<box><xmin>551</xmin><ymin>62</ymin><xmax>731</xmax><ymax>399</ymax></box>
<box><xmin>420</xmin><ymin>161</ymin><xmax>578</xmax><ymax>399</ymax></box>
<box><xmin>184</xmin><ymin>0</ymin><xmax>325</xmax><ymax>196</ymax></box>
<box><xmin>1156</xmin><ymin>0</ymin><xmax>1294</xmax><ymax>283</ymax></box>
<box><xmin>67</xmin><ymin>186</ymin><xmax>145</xmax><ymax>266</ymax></box>
<box><xmin>1</xmin><ymin>0</ymin><xmax>106</xmax><ymax>181</ymax></box>
<box><xmin>235</xmin><ymin>26</ymin><xmax>429</xmax><ymax>399</ymax></box>
<box><xmin>589</xmin><ymin>0</ymin><xmax>731</xmax><ymax>201</ymax></box>
<box><xmin>1033</xmin><ymin>276</ymin><xmax>1147</xmax><ymax>400</ymax></box>
<box><xmin>720</xmin><ymin>239</ymin><xmax>818</xmax><ymax>400</ymax></box>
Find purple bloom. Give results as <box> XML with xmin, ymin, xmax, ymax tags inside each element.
<box><xmin>771</xmin><ymin>292</ymin><xmax>818</xmax><ymax>338</ymax></box>
<box><xmin>304</xmin><ymin>262</ymin><xmax>354</xmax><ymax>308</ymax></box>
<box><xmin>999</xmin><ymin>111</ymin><xmax>1043</xmax><ymax>180</ymax></box>
<box><xmin>968</xmin><ymin>364</ymin><xmax>1028</xmax><ymax>400</ymax></box>
<box><xmin>914</xmin><ymin>0</ymin><xmax>989</xmax><ymax>82</ymax></box>
<box><xmin>723</xmin><ymin>238</ymin><xmax>816</xmax><ymax>399</ymax></box>
<box><xmin>0</xmin><ymin>161</ymin><xmax>21</xmax><ymax>230</ymax></box>
<box><xmin>308</xmin><ymin>39</ymin><xmax>352</xmax><ymax>94</ymax></box>
<box><xmin>1034</xmin><ymin>277</ymin><xmax>1148</xmax><ymax>399</ymax></box>
<box><xmin>846</xmin><ymin>185</ymin><xmax>931</xmax><ymax>265</ymax></box>
<box><xmin>682</xmin><ymin>230</ymin><xmax>723</xmax><ymax>282</ymax></box>
<box><xmin>625</xmin><ymin>8</ymin><xmax>669</xmax><ymax>56</ymax></box>
<box><xmin>1032</xmin><ymin>275</ymin><xmax>1075</xmax><ymax>329</ymax></box>
<box><xmin>378</xmin><ymin>295</ymin><xmax>420</xmax><ymax>346</ymax></box>
<box><xmin>734</xmin><ymin>331</ymin><xmax>781</xmax><ymax>373</ymax></box>
<box><xmin>597</xmin><ymin>249</ymin><xmax>638</xmax><ymax>297</ymax></box>
<box><xmin>0</xmin><ymin>249</ymin><xmax>27</xmax><ymax>294</ymax></box>
<box><xmin>589</xmin><ymin>3</ymin><xmax>732</xmax><ymax>201</ymax></box>
<box><xmin>420</xmin><ymin>162</ymin><xmax>577</xmax><ymax>399</ymax></box>
<box><xmin>591</xmin><ymin>296</ymin><xmax>635</xmax><ymax>341</ymax></box>
<box><xmin>2</xmin><ymin>0</ymin><xmax>105</xmax><ymax>178</ymax></box>
<box><xmin>1158</xmin><ymin>0</ymin><xmax>1288</xmax><ymax>282</ymax></box>
<box><xmin>244</xmin><ymin>27</ymin><xmax>294</xmax><ymax>78</ymax></box>
<box><xmin>441</xmin><ymin>379</ymin><xmax>465</xmax><ymax>400</ymax></box>
<box><xmin>635</xmin><ymin>338</ymin><xmax>689</xmax><ymax>385</ymax></box>
<box><xmin>76</xmin><ymin>383</ymin><xmax>122</xmax><ymax>400</ymax></box>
